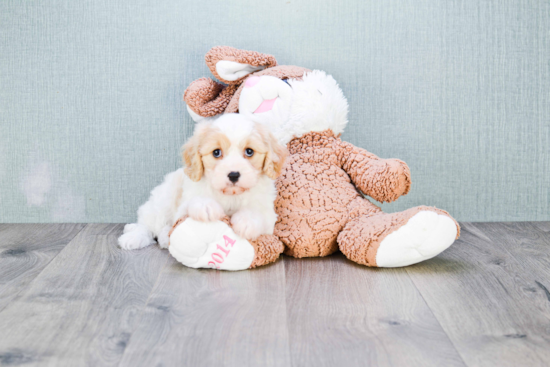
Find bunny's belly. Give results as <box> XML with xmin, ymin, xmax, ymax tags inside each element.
<box><xmin>274</xmin><ymin>161</ymin><xmax>362</xmax><ymax>258</ymax></box>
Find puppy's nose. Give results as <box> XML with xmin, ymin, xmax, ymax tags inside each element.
<box><xmin>228</xmin><ymin>171</ymin><xmax>240</xmax><ymax>183</ymax></box>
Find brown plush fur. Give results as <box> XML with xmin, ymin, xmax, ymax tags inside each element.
<box><xmin>338</xmin><ymin>205</ymin><xmax>459</xmax><ymax>266</ymax></box>
<box><xmin>179</xmin><ymin>46</ymin><xmax>460</xmax><ymax>269</ymax></box>
<box><xmin>205</xmin><ymin>46</ymin><xmax>278</xmax><ymax>84</ymax></box>
<box><xmin>275</xmin><ymin>130</ymin><xmax>459</xmax><ymax>264</ymax></box>
<box><xmin>185</xmin><ymin>51</ymin><xmax>310</xmax><ymax>116</ymax></box>
<box><xmin>184</xmin><ymin>79</ymin><xmax>238</xmax><ymax>117</ymax></box>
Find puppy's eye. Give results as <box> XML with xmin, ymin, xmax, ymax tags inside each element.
<box><xmin>245</xmin><ymin>148</ymin><xmax>254</xmax><ymax>157</ymax></box>
<box><xmin>213</xmin><ymin>149</ymin><xmax>222</xmax><ymax>158</ymax></box>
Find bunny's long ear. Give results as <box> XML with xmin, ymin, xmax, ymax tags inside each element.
<box><xmin>205</xmin><ymin>46</ymin><xmax>277</xmax><ymax>84</ymax></box>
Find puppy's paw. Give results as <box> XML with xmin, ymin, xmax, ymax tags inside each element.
<box><xmin>231</xmin><ymin>210</ymin><xmax>264</xmax><ymax>240</ymax></box>
<box><xmin>157</xmin><ymin>225</ymin><xmax>171</xmax><ymax>249</ymax></box>
<box><xmin>118</xmin><ymin>223</ymin><xmax>155</xmax><ymax>250</ymax></box>
<box><xmin>187</xmin><ymin>197</ymin><xmax>225</xmax><ymax>222</ymax></box>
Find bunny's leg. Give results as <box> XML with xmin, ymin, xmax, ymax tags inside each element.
<box><xmin>248</xmin><ymin>234</ymin><xmax>285</xmax><ymax>269</ymax></box>
<box><xmin>168</xmin><ymin>216</ymin><xmax>283</xmax><ymax>271</ymax></box>
<box><xmin>338</xmin><ymin>199</ymin><xmax>459</xmax><ymax>267</ymax></box>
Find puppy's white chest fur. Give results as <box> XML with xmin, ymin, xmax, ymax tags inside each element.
<box><xmin>181</xmin><ymin>173</ymin><xmax>277</xmax><ymax>217</ymax></box>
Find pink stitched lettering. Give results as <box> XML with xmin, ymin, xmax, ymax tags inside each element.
<box><xmin>208</xmin><ymin>236</ymin><xmax>236</xmax><ymax>269</ymax></box>
<box><xmin>212</xmin><ymin>253</ymin><xmax>224</xmax><ymax>263</ymax></box>
<box><xmin>224</xmin><ymin>235</ymin><xmax>236</xmax><ymax>247</ymax></box>
<box><xmin>217</xmin><ymin>244</ymin><xmax>230</xmax><ymax>256</ymax></box>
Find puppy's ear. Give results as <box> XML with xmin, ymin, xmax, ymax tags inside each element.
<box><xmin>257</xmin><ymin>124</ymin><xmax>288</xmax><ymax>180</ymax></box>
<box><xmin>182</xmin><ymin>126</ymin><xmax>206</xmax><ymax>182</ymax></box>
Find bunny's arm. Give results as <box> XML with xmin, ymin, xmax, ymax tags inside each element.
<box><xmin>338</xmin><ymin>141</ymin><xmax>411</xmax><ymax>203</ymax></box>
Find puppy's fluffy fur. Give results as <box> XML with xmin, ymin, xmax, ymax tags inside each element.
<box><xmin>119</xmin><ymin>114</ymin><xmax>287</xmax><ymax>250</ymax></box>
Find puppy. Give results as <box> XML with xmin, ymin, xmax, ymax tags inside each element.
<box><xmin>118</xmin><ymin>113</ymin><xmax>287</xmax><ymax>250</ymax></box>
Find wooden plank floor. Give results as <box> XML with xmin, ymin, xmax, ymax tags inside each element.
<box><xmin>0</xmin><ymin>222</ymin><xmax>548</xmax><ymax>367</ymax></box>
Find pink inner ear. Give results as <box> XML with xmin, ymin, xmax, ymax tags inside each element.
<box><xmin>245</xmin><ymin>76</ymin><xmax>261</xmax><ymax>88</ymax></box>
<box><xmin>254</xmin><ymin>98</ymin><xmax>277</xmax><ymax>114</ymax></box>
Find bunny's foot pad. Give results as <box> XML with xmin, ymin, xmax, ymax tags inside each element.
<box><xmin>169</xmin><ymin>218</ymin><xmax>254</xmax><ymax>271</ymax></box>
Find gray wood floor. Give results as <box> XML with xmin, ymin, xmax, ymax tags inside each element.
<box><xmin>0</xmin><ymin>222</ymin><xmax>549</xmax><ymax>367</ymax></box>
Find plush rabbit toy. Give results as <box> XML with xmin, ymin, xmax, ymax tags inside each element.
<box><xmin>169</xmin><ymin>46</ymin><xmax>459</xmax><ymax>270</ymax></box>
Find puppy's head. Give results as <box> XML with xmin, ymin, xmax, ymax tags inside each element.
<box><xmin>182</xmin><ymin>114</ymin><xmax>287</xmax><ymax>195</ymax></box>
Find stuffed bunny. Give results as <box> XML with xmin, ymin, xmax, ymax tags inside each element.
<box><xmin>169</xmin><ymin>46</ymin><xmax>459</xmax><ymax>270</ymax></box>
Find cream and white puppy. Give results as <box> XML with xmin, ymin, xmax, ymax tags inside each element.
<box><xmin>118</xmin><ymin>113</ymin><xmax>287</xmax><ymax>250</ymax></box>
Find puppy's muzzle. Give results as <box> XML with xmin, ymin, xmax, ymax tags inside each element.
<box><xmin>228</xmin><ymin>171</ymin><xmax>240</xmax><ymax>183</ymax></box>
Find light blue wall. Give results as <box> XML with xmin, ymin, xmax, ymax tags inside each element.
<box><xmin>1</xmin><ymin>0</ymin><xmax>549</xmax><ymax>223</ymax></box>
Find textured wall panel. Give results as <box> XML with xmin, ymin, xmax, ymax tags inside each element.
<box><xmin>0</xmin><ymin>0</ymin><xmax>548</xmax><ymax>222</ymax></box>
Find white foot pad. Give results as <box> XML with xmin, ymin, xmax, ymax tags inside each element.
<box><xmin>375</xmin><ymin>211</ymin><xmax>457</xmax><ymax>268</ymax></box>
<box><xmin>168</xmin><ymin>218</ymin><xmax>255</xmax><ymax>271</ymax></box>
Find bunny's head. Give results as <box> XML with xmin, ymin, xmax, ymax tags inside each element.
<box><xmin>184</xmin><ymin>46</ymin><xmax>349</xmax><ymax>145</ymax></box>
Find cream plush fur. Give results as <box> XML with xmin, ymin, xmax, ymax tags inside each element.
<box><xmin>238</xmin><ymin>71</ymin><xmax>349</xmax><ymax>145</ymax></box>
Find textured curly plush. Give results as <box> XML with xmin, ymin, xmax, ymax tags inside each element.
<box><xmin>184</xmin><ymin>78</ymin><xmax>238</xmax><ymax>117</ymax></box>
<box><xmin>205</xmin><ymin>46</ymin><xmax>278</xmax><ymax>84</ymax></box>
<box><xmin>274</xmin><ymin>129</ymin><xmax>439</xmax><ymax>261</ymax></box>
<box><xmin>184</xmin><ymin>46</ymin><xmax>309</xmax><ymax>117</ymax></box>
<box><xmin>248</xmin><ymin>234</ymin><xmax>285</xmax><ymax>269</ymax></box>
<box><xmin>338</xmin><ymin>205</ymin><xmax>459</xmax><ymax>266</ymax></box>
<box><xmin>177</xmin><ymin>45</ymin><xmax>461</xmax><ymax>269</ymax></box>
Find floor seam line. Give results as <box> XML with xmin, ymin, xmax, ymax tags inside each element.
<box><xmin>280</xmin><ymin>256</ymin><xmax>293</xmax><ymax>367</ymax></box>
<box><xmin>116</xmin><ymin>248</ymin><xmax>172</xmax><ymax>367</ymax></box>
<box><xmin>405</xmin><ymin>263</ymin><xmax>470</xmax><ymax>367</ymax></box>
<box><xmin>0</xmin><ymin>223</ymin><xmax>88</xmax><ymax>315</ymax></box>
<box><xmin>470</xmin><ymin>222</ymin><xmax>550</xmax><ymax>323</ymax></box>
